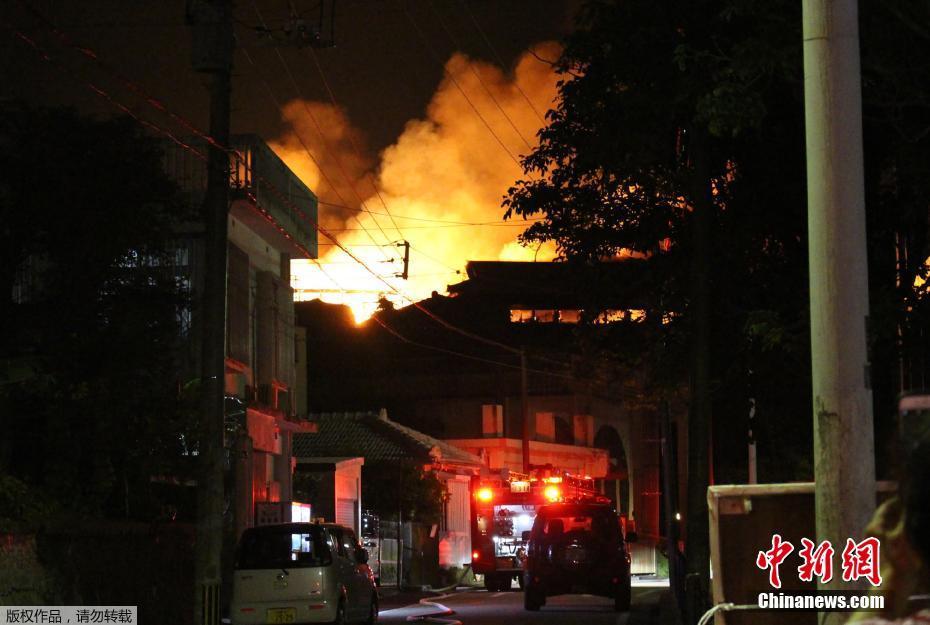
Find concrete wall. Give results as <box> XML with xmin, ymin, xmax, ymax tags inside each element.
<box><xmin>294</xmin><ymin>458</ymin><xmax>364</xmax><ymax>535</ymax></box>
<box><xmin>444</xmin><ymin>437</ymin><xmax>609</xmax><ymax>478</ymax></box>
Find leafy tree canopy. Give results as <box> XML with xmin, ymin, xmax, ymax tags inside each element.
<box><xmin>0</xmin><ymin>105</ymin><xmax>197</xmax><ymax>523</ymax></box>
<box><xmin>504</xmin><ymin>0</ymin><xmax>930</xmax><ymax>482</ymax></box>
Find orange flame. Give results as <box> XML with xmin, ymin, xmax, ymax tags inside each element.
<box><xmin>273</xmin><ymin>43</ymin><xmax>563</xmax><ymax>322</ymax></box>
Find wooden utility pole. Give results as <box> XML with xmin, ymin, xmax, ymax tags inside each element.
<box><xmin>187</xmin><ymin>2</ymin><xmax>233</xmax><ymax>624</ymax></box>
<box><xmin>802</xmin><ymin>1</ymin><xmax>875</xmax><ymax>623</ymax></box>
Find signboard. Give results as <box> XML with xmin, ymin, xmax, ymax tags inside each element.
<box><xmin>255</xmin><ymin>501</ymin><xmax>284</xmax><ymax>526</ymax></box>
<box><xmin>291</xmin><ymin>502</ymin><xmax>312</xmax><ymax>522</ymax></box>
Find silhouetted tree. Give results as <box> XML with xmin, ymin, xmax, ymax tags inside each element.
<box><xmin>504</xmin><ymin>1</ymin><xmax>930</xmax><ymax>619</ymax></box>
<box><xmin>0</xmin><ymin>105</ymin><xmax>196</xmax><ymax>523</ymax></box>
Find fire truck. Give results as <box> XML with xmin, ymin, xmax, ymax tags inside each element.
<box><xmin>469</xmin><ymin>466</ymin><xmax>611</xmax><ymax>591</ymax></box>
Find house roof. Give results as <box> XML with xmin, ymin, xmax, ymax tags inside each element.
<box><xmin>292</xmin><ymin>411</ymin><xmax>484</xmax><ymax>470</ymax></box>
<box><xmin>445</xmin><ymin>260</ymin><xmax>650</xmax><ymax>309</ymax></box>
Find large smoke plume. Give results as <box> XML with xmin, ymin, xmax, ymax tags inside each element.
<box><xmin>272</xmin><ymin>42</ymin><xmax>561</xmax><ymax>321</ymax></box>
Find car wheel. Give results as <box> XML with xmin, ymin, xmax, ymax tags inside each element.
<box><xmin>614</xmin><ymin>577</ymin><xmax>632</xmax><ymax>612</ymax></box>
<box><xmin>365</xmin><ymin>592</ymin><xmax>378</xmax><ymax>625</ymax></box>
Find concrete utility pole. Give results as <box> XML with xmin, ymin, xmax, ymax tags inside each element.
<box><xmin>521</xmin><ymin>349</ymin><xmax>531</xmax><ymax>472</ymax></box>
<box><xmin>187</xmin><ymin>1</ymin><xmax>234</xmax><ymax>624</ymax></box>
<box><xmin>802</xmin><ymin>2</ymin><xmax>875</xmax><ymax>622</ymax></box>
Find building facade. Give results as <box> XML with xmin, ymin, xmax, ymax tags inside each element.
<box><xmin>164</xmin><ymin>134</ymin><xmax>318</xmax><ymax>537</ymax></box>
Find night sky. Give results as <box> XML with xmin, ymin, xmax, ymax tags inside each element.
<box><xmin>3</xmin><ymin>0</ymin><xmax>578</xmax><ymax>154</ymax></box>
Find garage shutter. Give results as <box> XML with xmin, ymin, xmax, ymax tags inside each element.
<box><xmin>336</xmin><ymin>498</ymin><xmax>357</xmax><ymax>530</ymax></box>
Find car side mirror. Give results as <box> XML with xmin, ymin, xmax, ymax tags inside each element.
<box><xmin>521</xmin><ymin>530</ymin><xmax>531</xmax><ymax>542</ymax></box>
<box><xmin>625</xmin><ymin>531</ymin><xmax>638</xmax><ymax>543</ymax></box>
<box><xmin>357</xmin><ymin>548</ymin><xmax>370</xmax><ymax>564</ymax></box>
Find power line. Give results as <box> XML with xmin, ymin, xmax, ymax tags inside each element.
<box><xmin>9</xmin><ymin>11</ymin><xmax>562</xmax><ymax>367</ymax></box>
<box><xmin>317</xmin><ymin>199</ymin><xmax>541</xmax><ymax>226</ymax></box>
<box><xmin>408</xmin><ymin>242</ymin><xmax>462</xmax><ymax>275</ymax></box>
<box><xmin>456</xmin><ymin>0</ymin><xmax>547</xmax><ymax>125</ymax></box>
<box><xmin>244</xmin><ymin>4</ymin><xmax>397</xmax><ymax>263</ymax></box>
<box><xmin>425</xmin><ymin>0</ymin><xmax>534</xmax><ymax>152</ymax></box>
<box><xmin>400</xmin><ymin>0</ymin><xmax>528</xmax><ymax>173</ymax></box>
<box><xmin>368</xmin><ymin>314</ymin><xmax>575</xmax><ymax>380</ymax></box>
<box><xmin>303</xmin><ymin>43</ymin><xmax>408</xmax><ymax>241</ymax></box>
<box><xmin>322</xmin><ymin>221</ymin><xmax>541</xmax><ymax>232</ymax></box>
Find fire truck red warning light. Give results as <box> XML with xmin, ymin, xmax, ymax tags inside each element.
<box><xmin>470</xmin><ymin>467</ymin><xmax>615</xmax><ymax>592</ymax></box>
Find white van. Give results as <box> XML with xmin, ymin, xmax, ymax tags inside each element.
<box><xmin>231</xmin><ymin>522</ymin><xmax>378</xmax><ymax>624</ymax></box>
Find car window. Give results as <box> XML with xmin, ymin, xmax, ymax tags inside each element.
<box><xmin>323</xmin><ymin>529</ymin><xmax>339</xmax><ymax>556</ymax></box>
<box><xmin>535</xmin><ymin>507</ymin><xmax>617</xmax><ymax>540</ymax></box>
<box><xmin>328</xmin><ymin>528</ymin><xmax>348</xmax><ymax>558</ymax></box>
<box><xmin>236</xmin><ymin>525</ymin><xmax>330</xmax><ymax>569</ymax></box>
<box><xmin>340</xmin><ymin>529</ymin><xmax>359</xmax><ymax>563</ymax></box>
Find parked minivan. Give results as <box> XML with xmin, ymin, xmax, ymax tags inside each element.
<box><xmin>231</xmin><ymin>522</ymin><xmax>378</xmax><ymax>624</ymax></box>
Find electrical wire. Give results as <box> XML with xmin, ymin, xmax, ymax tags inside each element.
<box><xmin>456</xmin><ymin>0</ymin><xmax>547</xmax><ymax>125</ymax></box>
<box><xmin>317</xmin><ymin>200</ymin><xmax>543</xmax><ymax>226</ymax></box>
<box><xmin>400</xmin><ymin>0</ymin><xmax>528</xmax><ymax>173</ymax></box>
<box><xmin>368</xmin><ymin>314</ymin><xmax>574</xmax><ymax>381</ymax></box>
<box><xmin>241</xmin><ymin>7</ymin><xmax>396</xmax><ymax>263</ymax></box>
<box><xmin>7</xmin><ymin>7</ymin><xmax>566</xmax><ymax>368</ymax></box>
<box><xmin>252</xmin><ymin>1</ymin><xmax>390</xmax><ymax>255</ymax></box>
<box><xmin>408</xmin><ymin>243</ymin><xmax>462</xmax><ymax>276</ymax></box>
<box><xmin>303</xmin><ymin>43</ymin><xmax>408</xmax><ymax>241</ymax></box>
<box><xmin>425</xmin><ymin>0</ymin><xmax>534</xmax><ymax>152</ymax></box>
<box><xmin>322</xmin><ymin>221</ymin><xmax>542</xmax><ymax>232</ymax></box>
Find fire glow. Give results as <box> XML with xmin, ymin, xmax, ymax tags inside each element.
<box><xmin>272</xmin><ymin>43</ymin><xmax>562</xmax><ymax>323</ymax></box>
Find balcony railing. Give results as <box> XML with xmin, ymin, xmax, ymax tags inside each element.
<box><xmin>162</xmin><ymin>134</ymin><xmax>318</xmax><ymax>258</ymax></box>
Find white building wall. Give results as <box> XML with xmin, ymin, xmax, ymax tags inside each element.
<box><xmin>439</xmin><ymin>475</ymin><xmax>473</xmax><ymax>568</ymax></box>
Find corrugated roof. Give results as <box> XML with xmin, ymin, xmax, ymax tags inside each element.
<box><xmin>292</xmin><ymin>411</ymin><xmax>483</xmax><ymax>469</ymax></box>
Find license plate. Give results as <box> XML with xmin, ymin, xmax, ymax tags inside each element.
<box><xmin>266</xmin><ymin>608</ymin><xmax>296</xmax><ymax>623</ymax></box>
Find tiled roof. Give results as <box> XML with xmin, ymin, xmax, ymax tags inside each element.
<box><xmin>292</xmin><ymin>411</ymin><xmax>483</xmax><ymax>468</ymax></box>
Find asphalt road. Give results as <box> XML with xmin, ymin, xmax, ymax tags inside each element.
<box><xmin>378</xmin><ymin>582</ymin><xmax>669</xmax><ymax>625</ymax></box>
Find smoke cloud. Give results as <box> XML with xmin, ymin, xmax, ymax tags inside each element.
<box><xmin>276</xmin><ymin>42</ymin><xmax>562</xmax><ymax>322</ymax></box>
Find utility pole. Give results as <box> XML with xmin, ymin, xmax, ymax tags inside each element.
<box><xmin>520</xmin><ymin>349</ymin><xmax>531</xmax><ymax>473</ymax></box>
<box><xmin>747</xmin><ymin>397</ymin><xmax>757</xmax><ymax>485</ymax></box>
<box><xmin>395</xmin><ymin>240</ymin><xmax>410</xmax><ymax>280</ymax></box>
<box><xmin>187</xmin><ymin>2</ymin><xmax>233</xmax><ymax>624</ymax></box>
<box><xmin>685</xmin><ymin>127</ymin><xmax>712</xmax><ymax>625</ymax></box>
<box><xmin>802</xmin><ymin>2</ymin><xmax>875</xmax><ymax>623</ymax></box>
<box><xmin>661</xmin><ymin>400</ymin><xmax>684</xmax><ymax>611</ymax></box>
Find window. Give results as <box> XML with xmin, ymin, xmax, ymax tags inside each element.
<box><xmin>534</xmin><ymin>506</ymin><xmax>617</xmax><ymax>542</ymax></box>
<box><xmin>596</xmin><ymin>309</ymin><xmax>646</xmax><ymax>324</ymax></box>
<box><xmin>534</xmin><ymin>309</ymin><xmax>556</xmax><ymax>323</ymax></box>
<box><xmin>558</xmin><ymin>310</ymin><xmax>582</xmax><ymax>323</ymax></box>
<box><xmin>509</xmin><ymin>309</ymin><xmax>564</xmax><ymax>323</ymax></box>
<box><xmin>236</xmin><ymin>525</ymin><xmax>330</xmax><ymax>569</ymax></box>
<box><xmin>227</xmin><ymin>243</ymin><xmax>250</xmax><ymax>363</ymax></box>
<box><xmin>339</xmin><ymin>529</ymin><xmax>360</xmax><ymax>563</ymax></box>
